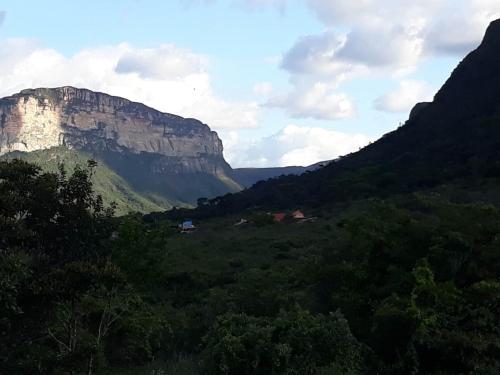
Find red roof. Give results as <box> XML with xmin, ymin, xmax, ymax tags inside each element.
<box><xmin>292</xmin><ymin>210</ymin><xmax>305</xmax><ymax>219</ymax></box>
<box><xmin>273</xmin><ymin>213</ymin><xmax>286</xmax><ymax>222</ymax></box>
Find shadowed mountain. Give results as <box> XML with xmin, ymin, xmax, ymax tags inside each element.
<box><xmin>163</xmin><ymin>19</ymin><xmax>500</xmax><ymax>217</ymax></box>
<box><xmin>232</xmin><ymin>161</ymin><xmax>329</xmax><ymax>188</ymax></box>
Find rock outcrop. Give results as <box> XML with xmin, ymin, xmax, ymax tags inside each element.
<box><xmin>0</xmin><ymin>87</ymin><xmax>226</xmax><ymax>173</ymax></box>
<box><xmin>0</xmin><ymin>87</ymin><xmax>243</xmax><ymax>209</ymax></box>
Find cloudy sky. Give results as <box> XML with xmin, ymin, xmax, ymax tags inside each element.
<box><xmin>1</xmin><ymin>1</ymin><xmax>499</xmax><ymax>167</ymax></box>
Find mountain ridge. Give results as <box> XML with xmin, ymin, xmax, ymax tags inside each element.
<box><xmin>232</xmin><ymin>160</ymin><xmax>330</xmax><ymax>188</ymax></box>
<box><xmin>162</xmin><ymin>18</ymin><xmax>500</xmax><ymax>217</ymax></box>
<box><xmin>0</xmin><ymin>86</ymin><xmax>224</xmax><ymax>160</ymax></box>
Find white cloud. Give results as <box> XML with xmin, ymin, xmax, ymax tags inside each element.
<box><xmin>223</xmin><ymin>124</ymin><xmax>370</xmax><ymax>167</ymax></box>
<box><xmin>183</xmin><ymin>1</ymin><xmax>500</xmax><ymax>59</ymax></box>
<box><xmin>253</xmin><ymin>81</ymin><xmax>273</xmax><ymax>96</ymax></box>
<box><xmin>276</xmin><ymin>7</ymin><xmax>429</xmax><ymax>121</ymax></box>
<box><xmin>281</xmin><ymin>16</ymin><xmax>426</xmax><ymax>81</ymax></box>
<box><xmin>115</xmin><ymin>44</ymin><xmax>208</xmax><ymax>80</ymax></box>
<box><xmin>306</xmin><ymin>0</ymin><xmax>446</xmax><ymax>27</ymax></box>
<box><xmin>281</xmin><ymin>23</ymin><xmax>423</xmax><ymax>83</ymax></box>
<box><xmin>425</xmin><ymin>1</ymin><xmax>500</xmax><ymax>55</ymax></box>
<box><xmin>0</xmin><ymin>40</ymin><xmax>258</xmax><ymax>130</ymax></box>
<box><xmin>305</xmin><ymin>0</ymin><xmax>500</xmax><ymax>58</ymax></box>
<box><xmin>375</xmin><ymin>80</ymin><xmax>436</xmax><ymax>113</ymax></box>
<box><xmin>175</xmin><ymin>1</ymin><xmax>499</xmax><ymax>125</ymax></box>
<box><xmin>274</xmin><ymin>1</ymin><xmax>500</xmax><ymax>121</ymax></box>
<box><xmin>282</xmin><ymin>31</ymin><xmax>353</xmax><ymax>79</ymax></box>
<box><xmin>0</xmin><ymin>38</ymin><xmax>39</xmax><ymax>73</ymax></box>
<box><xmin>267</xmin><ymin>82</ymin><xmax>355</xmax><ymax>121</ymax></box>
<box><xmin>337</xmin><ymin>22</ymin><xmax>424</xmax><ymax>71</ymax></box>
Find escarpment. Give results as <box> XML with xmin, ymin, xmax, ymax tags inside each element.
<box><xmin>0</xmin><ymin>87</ymin><xmax>224</xmax><ymax>166</ymax></box>
<box><xmin>0</xmin><ymin>87</ymin><xmax>242</xmax><ymax>210</ymax></box>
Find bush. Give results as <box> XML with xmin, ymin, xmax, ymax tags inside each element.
<box><xmin>202</xmin><ymin>309</ymin><xmax>365</xmax><ymax>375</ymax></box>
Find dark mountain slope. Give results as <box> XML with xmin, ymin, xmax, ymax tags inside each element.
<box><xmin>232</xmin><ymin>166</ymin><xmax>308</xmax><ymax>188</ymax></box>
<box><xmin>164</xmin><ymin>19</ymin><xmax>500</xmax><ymax>217</ymax></box>
<box><xmin>347</xmin><ymin>17</ymin><xmax>500</xmax><ymax>171</ymax></box>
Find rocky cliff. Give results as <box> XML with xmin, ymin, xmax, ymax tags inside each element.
<box><xmin>0</xmin><ymin>87</ymin><xmax>243</xmax><ymax>210</ymax></box>
<box><xmin>0</xmin><ymin>87</ymin><xmax>228</xmax><ymax>174</ymax></box>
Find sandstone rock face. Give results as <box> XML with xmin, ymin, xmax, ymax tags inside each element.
<box><xmin>0</xmin><ymin>87</ymin><xmax>227</xmax><ymax>175</ymax></box>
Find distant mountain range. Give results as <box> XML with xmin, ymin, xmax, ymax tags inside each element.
<box><xmin>233</xmin><ymin>161</ymin><xmax>329</xmax><ymax>189</ymax></box>
<box><xmin>0</xmin><ymin>86</ymin><xmax>320</xmax><ymax>213</ymax></box>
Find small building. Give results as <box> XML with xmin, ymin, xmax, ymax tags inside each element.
<box><xmin>292</xmin><ymin>210</ymin><xmax>305</xmax><ymax>219</ymax></box>
<box><xmin>273</xmin><ymin>213</ymin><xmax>286</xmax><ymax>222</ymax></box>
<box><xmin>180</xmin><ymin>220</ymin><xmax>197</xmax><ymax>233</ymax></box>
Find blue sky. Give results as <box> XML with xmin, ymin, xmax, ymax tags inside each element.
<box><xmin>0</xmin><ymin>1</ymin><xmax>499</xmax><ymax>167</ymax></box>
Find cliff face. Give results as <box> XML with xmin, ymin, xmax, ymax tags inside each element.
<box><xmin>0</xmin><ymin>87</ymin><xmax>226</xmax><ymax>174</ymax></box>
<box><xmin>0</xmin><ymin>87</ymin><xmax>243</xmax><ymax>209</ymax></box>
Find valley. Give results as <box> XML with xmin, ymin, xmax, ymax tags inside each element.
<box><xmin>1</xmin><ymin>9</ymin><xmax>500</xmax><ymax>375</ymax></box>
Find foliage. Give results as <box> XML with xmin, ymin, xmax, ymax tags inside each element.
<box><xmin>0</xmin><ymin>159</ymin><xmax>156</xmax><ymax>374</ymax></box>
<box><xmin>1</xmin><ymin>158</ymin><xmax>500</xmax><ymax>374</ymax></box>
<box><xmin>0</xmin><ymin>147</ymin><xmax>168</xmax><ymax>214</ymax></box>
<box><xmin>202</xmin><ymin>309</ymin><xmax>365</xmax><ymax>375</ymax></box>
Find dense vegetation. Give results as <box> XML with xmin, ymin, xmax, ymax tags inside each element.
<box><xmin>0</xmin><ymin>147</ymin><xmax>170</xmax><ymax>214</ymax></box>
<box><xmin>159</xmin><ymin>114</ymin><xmax>500</xmax><ymax>222</ymax></box>
<box><xmin>1</xmin><ymin>158</ymin><xmax>499</xmax><ymax>374</ymax></box>
<box><xmin>0</xmin><ymin>146</ymin><xmax>246</xmax><ymax>215</ymax></box>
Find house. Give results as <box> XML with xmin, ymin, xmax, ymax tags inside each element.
<box><xmin>273</xmin><ymin>213</ymin><xmax>286</xmax><ymax>222</ymax></box>
<box><xmin>292</xmin><ymin>210</ymin><xmax>305</xmax><ymax>219</ymax></box>
<box><xmin>180</xmin><ymin>220</ymin><xmax>197</xmax><ymax>233</ymax></box>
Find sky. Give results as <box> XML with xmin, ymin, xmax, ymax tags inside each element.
<box><xmin>0</xmin><ymin>0</ymin><xmax>499</xmax><ymax>167</ymax></box>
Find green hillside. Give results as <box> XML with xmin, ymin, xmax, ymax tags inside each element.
<box><xmin>0</xmin><ymin>147</ymin><xmax>173</xmax><ymax>215</ymax></box>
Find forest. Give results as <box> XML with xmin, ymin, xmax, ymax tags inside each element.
<box><xmin>1</xmin><ymin>158</ymin><xmax>499</xmax><ymax>374</ymax></box>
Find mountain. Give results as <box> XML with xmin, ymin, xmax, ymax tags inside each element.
<box><xmin>168</xmin><ymin>19</ymin><xmax>500</xmax><ymax>217</ymax></box>
<box><xmin>232</xmin><ymin>166</ymin><xmax>308</xmax><ymax>188</ymax></box>
<box><xmin>0</xmin><ymin>86</ymin><xmax>243</xmax><ymax>212</ymax></box>
<box><xmin>232</xmin><ymin>161</ymin><xmax>329</xmax><ymax>188</ymax></box>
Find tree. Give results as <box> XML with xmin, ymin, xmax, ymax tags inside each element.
<box><xmin>0</xmin><ymin>159</ymin><xmax>132</xmax><ymax>373</ymax></box>
<box><xmin>47</xmin><ymin>260</ymin><xmax>136</xmax><ymax>375</ymax></box>
<box><xmin>202</xmin><ymin>309</ymin><xmax>365</xmax><ymax>375</ymax></box>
